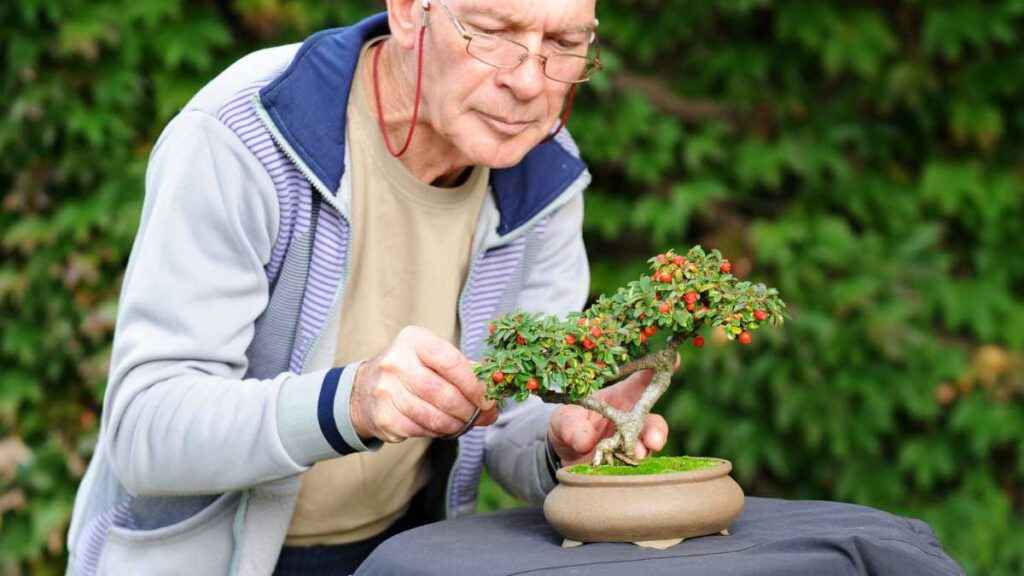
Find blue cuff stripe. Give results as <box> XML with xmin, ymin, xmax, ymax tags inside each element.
<box><xmin>318</xmin><ymin>367</ymin><xmax>355</xmax><ymax>455</ymax></box>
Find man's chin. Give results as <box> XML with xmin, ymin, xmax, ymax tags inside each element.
<box><xmin>469</xmin><ymin>131</ymin><xmax>549</xmax><ymax>169</ymax></box>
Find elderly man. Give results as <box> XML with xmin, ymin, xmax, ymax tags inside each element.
<box><xmin>65</xmin><ymin>1</ymin><xmax>669</xmax><ymax>574</ymax></box>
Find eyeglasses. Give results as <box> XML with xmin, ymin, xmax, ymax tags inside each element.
<box><xmin>434</xmin><ymin>0</ymin><xmax>602</xmax><ymax>84</ymax></box>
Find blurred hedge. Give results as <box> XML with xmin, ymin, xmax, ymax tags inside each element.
<box><xmin>2</xmin><ymin>1</ymin><xmax>1023</xmax><ymax>574</ymax></box>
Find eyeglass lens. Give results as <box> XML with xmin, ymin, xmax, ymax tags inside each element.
<box><xmin>467</xmin><ymin>36</ymin><xmax>595</xmax><ymax>82</ymax></box>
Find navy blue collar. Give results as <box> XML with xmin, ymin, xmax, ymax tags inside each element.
<box><xmin>258</xmin><ymin>12</ymin><xmax>587</xmax><ymax>236</ymax></box>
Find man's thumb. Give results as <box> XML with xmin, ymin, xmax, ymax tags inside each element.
<box><xmin>570</xmin><ymin>421</ymin><xmax>600</xmax><ymax>454</ymax></box>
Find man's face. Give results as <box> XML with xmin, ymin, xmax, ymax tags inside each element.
<box><xmin>420</xmin><ymin>0</ymin><xmax>596</xmax><ymax>168</ymax></box>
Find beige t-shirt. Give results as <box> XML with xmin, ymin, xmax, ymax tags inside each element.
<box><xmin>285</xmin><ymin>38</ymin><xmax>490</xmax><ymax>546</ymax></box>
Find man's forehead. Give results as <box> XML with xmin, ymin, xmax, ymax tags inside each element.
<box><xmin>452</xmin><ymin>0</ymin><xmax>597</xmax><ymax>32</ymax></box>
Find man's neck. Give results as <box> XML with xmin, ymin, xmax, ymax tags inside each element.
<box><xmin>361</xmin><ymin>38</ymin><xmax>474</xmax><ymax>187</ymax></box>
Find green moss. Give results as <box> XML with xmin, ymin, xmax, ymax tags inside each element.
<box><xmin>568</xmin><ymin>456</ymin><xmax>720</xmax><ymax>476</ymax></box>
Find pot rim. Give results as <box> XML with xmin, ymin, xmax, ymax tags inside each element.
<box><xmin>555</xmin><ymin>457</ymin><xmax>732</xmax><ymax>487</ymax></box>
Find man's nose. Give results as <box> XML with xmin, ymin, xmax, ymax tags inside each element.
<box><xmin>497</xmin><ymin>54</ymin><xmax>547</xmax><ymax>101</ymax></box>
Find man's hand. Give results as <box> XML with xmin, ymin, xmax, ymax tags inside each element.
<box><xmin>349</xmin><ymin>326</ymin><xmax>498</xmax><ymax>443</ymax></box>
<box><xmin>547</xmin><ymin>354</ymin><xmax>678</xmax><ymax>466</ymax></box>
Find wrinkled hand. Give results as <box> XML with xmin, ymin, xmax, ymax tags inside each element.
<box><xmin>350</xmin><ymin>326</ymin><xmax>498</xmax><ymax>443</ymax></box>
<box><xmin>547</xmin><ymin>353</ymin><xmax>678</xmax><ymax>466</ymax></box>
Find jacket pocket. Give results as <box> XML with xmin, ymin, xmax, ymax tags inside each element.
<box><xmin>97</xmin><ymin>491</ymin><xmax>240</xmax><ymax>576</ymax></box>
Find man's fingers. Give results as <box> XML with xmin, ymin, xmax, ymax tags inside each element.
<box><xmin>409</xmin><ymin>366</ymin><xmax>478</xmax><ymax>423</ymax></box>
<box><xmin>373</xmin><ymin>399</ymin><xmax>431</xmax><ymax>443</ymax></box>
<box><xmin>564</xmin><ymin>419</ymin><xmax>601</xmax><ymax>454</ymax></box>
<box><xmin>641</xmin><ymin>414</ymin><xmax>669</xmax><ymax>452</ymax></box>
<box><xmin>409</xmin><ymin>328</ymin><xmax>495</xmax><ymax>411</ymax></box>
<box><xmin>394</xmin><ymin>391</ymin><xmax>466</xmax><ymax>437</ymax></box>
<box><xmin>556</xmin><ymin>404</ymin><xmax>611</xmax><ymax>446</ymax></box>
<box><xmin>473</xmin><ymin>405</ymin><xmax>500</xmax><ymax>427</ymax></box>
<box><xmin>634</xmin><ymin>419</ymin><xmax>665</xmax><ymax>459</ymax></box>
<box><xmin>634</xmin><ymin>442</ymin><xmax>648</xmax><ymax>459</ymax></box>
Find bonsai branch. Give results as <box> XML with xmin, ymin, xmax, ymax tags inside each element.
<box><xmin>577</xmin><ymin>395</ymin><xmax>629</xmax><ymax>425</ymax></box>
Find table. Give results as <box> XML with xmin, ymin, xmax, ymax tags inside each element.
<box><xmin>356</xmin><ymin>497</ymin><xmax>964</xmax><ymax>575</ymax></box>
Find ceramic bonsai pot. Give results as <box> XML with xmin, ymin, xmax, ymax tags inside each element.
<box><xmin>543</xmin><ymin>457</ymin><xmax>744</xmax><ymax>549</ymax></box>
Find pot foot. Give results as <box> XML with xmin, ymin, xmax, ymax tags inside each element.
<box><xmin>561</xmin><ymin>539</ymin><xmax>584</xmax><ymax>548</ymax></box>
<box><xmin>634</xmin><ymin>537</ymin><xmax>684</xmax><ymax>550</ymax></box>
<box><xmin>720</xmin><ymin>529</ymin><xmax>730</xmax><ymax>536</ymax></box>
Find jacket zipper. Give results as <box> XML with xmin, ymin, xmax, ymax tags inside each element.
<box><xmin>251</xmin><ymin>94</ymin><xmax>349</xmax><ymax>220</ymax></box>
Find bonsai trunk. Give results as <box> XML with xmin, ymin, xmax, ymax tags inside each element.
<box><xmin>542</xmin><ymin>344</ymin><xmax>680</xmax><ymax>466</ymax></box>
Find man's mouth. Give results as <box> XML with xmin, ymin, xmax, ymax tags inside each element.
<box><xmin>477</xmin><ymin>111</ymin><xmax>533</xmax><ymax>136</ymax></box>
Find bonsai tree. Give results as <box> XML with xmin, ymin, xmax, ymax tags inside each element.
<box><xmin>474</xmin><ymin>246</ymin><xmax>785</xmax><ymax>467</ymax></box>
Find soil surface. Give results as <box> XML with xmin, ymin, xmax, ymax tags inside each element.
<box><xmin>568</xmin><ymin>455</ymin><xmax>720</xmax><ymax>476</ymax></box>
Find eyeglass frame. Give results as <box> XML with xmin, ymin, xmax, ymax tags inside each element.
<box><xmin>429</xmin><ymin>0</ymin><xmax>603</xmax><ymax>84</ymax></box>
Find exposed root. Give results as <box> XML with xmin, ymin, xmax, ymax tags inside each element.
<box><xmin>593</xmin><ymin>432</ymin><xmax>622</xmax><ymax>466</ymax></box>
<box><xmin>613</xmin><ymin>451</ymin><xmax>639</xmax><ymax>466</ymax></box>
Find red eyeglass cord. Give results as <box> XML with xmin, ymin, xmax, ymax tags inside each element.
<box><xmin>371</xmin><ymin>25</ymin><xmax>578</xmax><ymax>159</ymax></box>
<box><xmin>372</xmin><ymin>27</ymin><xmax>426</xmax><ymax>158</ymax></box>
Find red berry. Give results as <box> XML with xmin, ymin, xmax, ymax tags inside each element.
<box><xmin>526</xmin><ymin>377</ymin><xmax>539</xmax><ymax>391</ymax></box>
<box><xmin>492</xmin><ymin>370</ymin><xmax>505</xmax><ymax>383</ymax></box>
<box><xmin>638</xmin><ymin>312</ymin><xmax>646</xmax><ymax>320</ymax></box>
<box><xmin>659</xmin><ymin>302</ymin><xmax>671</xmax><ymax>314</ymax></box>
<box><xmin>659</xmin><ymin>272</ymin><xmax>673</xmax><ymax>283</ymax></box>
<box><xmin>692</xmin><ymin>335</ymin><xmax>705</xmax><ymax>348</ymax></box>
<box><xmin>672</xmin><ymin>255</ymin><xmax>685</xmax><ymax>266</ymax></box>
<box><xmin>516</xmin><ymin>334</ymin><xmax>526</xmax><ymax>345</ymax></box>
<box><xmin>564</xmin><ymin>334</ymin><xmax>577</xmax><ymax>346</ymax></box>
<box><xmin>644</xmin><ymin>325</ymin><xmax>658</xmax><ymax>337</ymax></box>
<box><xmin>738</xmin><ymin>331</ymin><xmax>752</xmax><ymax>345</ymax></box>
<box><xmin>590</xmin><ymin>326</ymin><xmax>602</xmax><ymax>338</ymax></box>
<box><xmin>488</xmin><ymin>323</ymin><xmax>496</xmax><ymax>335</ymax></box>
<box><xmin>80</xmin><ymin>410</ymin><xmax>97</xmax><ymax>429</ymax></box>
<box><xmin>684</xmin><ymin>291</ymin><xmax>699</xmax><ymax>304</ymax></box>
<box><xmin>720</xmin><ymin>260</ymin><xmax>732</xmax><ymax>274</ymax></box>
<box><xmin>754</xmin><ymin>310</ymin><xmax>768</xmax><ymax>321</ymax></box>
<box><xmin>577</xmin><ymin>318</ymin><xmax>588</xmax><ymax>326</ymax></box>
<box><xmin>595</xmin><ymin>360</ymin><xmax>606</xmax><ymax>369</ymax></box>
<box><xmin>582</xmin><ymin>338</ymin><xmax>597</xmax><ymax>350</ymax></box>
<box><xmin>686</xmin><ymin>302</ymin><xmax>695</xmax><ymax>312</ymax></box>
<box><xmin>639</xmin><ymin>332</ymin><xmax>648</xmax><ymax>344</ymax></box>
<box><xmin>656</xmin><ymin>254</ymin><xmax>668</xmax><ymax>265</ymax></box>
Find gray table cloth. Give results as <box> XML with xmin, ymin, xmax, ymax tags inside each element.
<box><xmin>356</xmin><ymin>497</ymin><xmax>964</xmax><ymax>576</ymax></box>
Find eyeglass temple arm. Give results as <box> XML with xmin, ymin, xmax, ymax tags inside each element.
<box><xmin>427</xmin><ymin>0</ymin><xmax>473</xmax><ymax>38</ymax></box>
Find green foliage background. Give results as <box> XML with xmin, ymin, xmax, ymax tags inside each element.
<box><xmin>2</xmin><ymin>0</ymin><xmax>1022</xmax><ymax>573</ymax></box>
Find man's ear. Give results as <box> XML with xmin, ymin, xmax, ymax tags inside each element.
<box><xmin>384</xmin><ymin>0</ymin><xmax>427</xmax><ymax>50</ymax></box>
